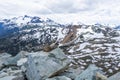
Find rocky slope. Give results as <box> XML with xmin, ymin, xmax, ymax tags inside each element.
<box><xmin>0</xmin><ymin>16</ymin><xmax>120</xmax><ymax>80</ymax></box>
<box><xmin>64</xmin><ymin>24</ymin><xmax>120</xmax><ymax>77</ymax></box>
<box><xmin>0</xmin><ymin>48</ymin><xmax>120</xmax><ymax>80</ymax></box>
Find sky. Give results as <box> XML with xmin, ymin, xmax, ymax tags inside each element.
<box><xmin>0</xmin><ymin>0</ymin><xmax>120</xmax><ymax>25</ymax></box>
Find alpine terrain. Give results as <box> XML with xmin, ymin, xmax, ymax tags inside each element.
<box><xmin>0</xmin><ymin>15</ymin><xmax>120</xmax><ymax>80</ymax></box>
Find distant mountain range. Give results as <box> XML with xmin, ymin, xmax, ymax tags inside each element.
<box><xmin>0</xmin><ymin>15</ymin><xmax>63</xmax><ymax>38</ymax></box>
<box><xmin>0</xmin><ymin>15</ymin><xmax>120</xmax><ymax>56</ymax></box>
<box><xmin>114</xmin><ymin>25</ymin><xmax>120</xmax><ymax>30</ymax></box>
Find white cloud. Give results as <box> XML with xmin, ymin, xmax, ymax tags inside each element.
<box><xmin>0</xmin><ymin>0</ymin><xmax>120</xmax><ymax>25</ymax></box>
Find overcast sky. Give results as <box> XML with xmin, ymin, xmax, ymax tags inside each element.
<box><xmin>0</xmin><ymin>0</ymin><xmax>120</xmax><ymax>25</ymax></box>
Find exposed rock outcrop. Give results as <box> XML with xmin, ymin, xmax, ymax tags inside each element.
<box><xmin>25</xmin><ymin>48</ymin><xmax>71</xmax><ymax>80</ymax></box>
<box><xmin>75</xmin><ymin>64</ymin><xmax>107</xmax><ymax>80</ymax></box>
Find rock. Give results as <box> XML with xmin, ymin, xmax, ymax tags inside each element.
<box><xmin>59</xmin><ymin>67</ymin><xmax>82</xmax><ymax>79</ymax></box>
<box><xmin>17</xmin><ymin>58</ymin><xmax>27</xmax><ymax>66</ymax></box>
<box><xmin>45</xmin><ymin>76</ymin><xmax>71</xmax><ymax>80</ymax></box>
<box><xmin>8</xmin><ymin>70</ymin><xmax>23</xmax><ymax>76</ymax></box>
<box><xmin>0</xmin><ymin>53</ymin><xmax>12</xmax><ymax>59</ymax></box>
<box><xmin>75</xmin><ymin>64</ymin><xmax>102</xmax><ymax>80</ymax></box>
<box><xmin>0</xmin><ymin>75</ymin><xmax>24</xmax><ymax>80</ymax></box>
<box><xmin>0</xmin><ymin>67</ymin><xmax>24</xmax><ymax>80</ymax></box>
<box><xmin>4</xmin><ymin>51</ymin><xmax>28</xmax><ymax>66</ymax></box>
<box><xmin>25</xmin><ymin>48</ymin><xmax>71</xmax><ymax>80</ymax></box>
<box><xmin>109</xmin><ymin>31</ymin><xmax>119</xmax><ymax>37</ymax></box>
<box><xmin>12</xmin><ymin>75</ymin><xmax>25</xmax><ymax>80</ymax></box>
<box><xmin>0</xmin><ymin>63</ymin><xmax>3</xmax><ymax>70</ymax></box>
<box><xmin>108</xmin><ymin>72</ymin><xmax>120</xmax><ymax>80</ymax></box>
<box><xmin>0</xmin><ymin>76</ymin><xmax>16</xmax><ymax>80</ymax></box>
<box><xmin>0</xmin><ymin>72</ymin><xmax>8</xmax><ymax>78</ymax></box>
<box><xmin>95</xmin><ymin>72</ymin><xmax>107</xmax><ymax>80</ymax></box>
<box><xmin>0</xmin><ymin>53</ymin><xmax>12</xmax><ymax>69</ymax></box>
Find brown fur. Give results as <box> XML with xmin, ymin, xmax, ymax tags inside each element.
<box><xmin>43</xmin><ymin>42</ymin><xmax>58</xmax><ymax>52</ymax></box>
<box><xmin>43</xmin><ymin>45</ymin><xmax>52</xmax><ymax>52</ymax></box>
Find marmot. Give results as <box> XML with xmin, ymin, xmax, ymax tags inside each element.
<box><xmin>43</xmin><ymin>41</ymin><xmax>58</xmax><ymax>52</ymax></box>
<box><xmin>43</xmin><ymin>44</ymin><xmax>52</xmax><ymax>52</ymax></box>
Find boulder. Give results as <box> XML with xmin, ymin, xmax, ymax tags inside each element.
<box><xmin>45</xmin><ymin>76</ymin><xmax>71</xmax><ymax>80</ymax></box>
<box><xmin>75</xmin><ymin>64</ymin><xmax>104</xmax><ymax>80</ymax></box>
<box><xmin>0</xmin><ymin>76</ymin><xmax>16</xmax><ymax>80</ymax></box>
<box><xmin>25</xmin><ymin>48</ymin><xmax>70</xmax><ymax>80</ymax></box>
<box><xmin>4</xmin><ymin>51</ymin><xmax>28</xmax><ymax>66</ymax></box>
<box><xmin>0</xmin><ymin>53</ymin><xmax>12</xmax><ymax>69</ymax></box>
<box><xmin>0</xmin><ymin>70</ymin><xmax>24</xmax><ymax>80</ymax></box>
<box><xmin>0</xmin><ymin>72</ymin><xmax>8</xmax><ymax>78</ymax></box>
<box><xmin>17</xmin><ymin>58</ymin><xmax>28</xmax><ymax>66</ymax></box>
<box><xmin>0</xmin><ymin>67</ymin><xmax>24</xmax><ymax>80</ymax></box>
<box><xmin>12</xmin><ymin>75</ymin><xmax>25</xmax><ymax>80</ymax></box>
<box><xmin>95</xmin><ymin>72</ymin><xmax>107</xmax><ymax>80</ymax></box>
<box><xmin>108</xmin><ymin>72</ymin><xmax>120</xmax><ymax>80</ymax></box>
<box><xmin>0</xmin><ymin>75</ymin><xmax>24</xmax><ymax>80</ymax></box>
<box><xmin>59</xmin><ymin>67</ymin><xmax>82</xmax><ymax>79</ymax></box>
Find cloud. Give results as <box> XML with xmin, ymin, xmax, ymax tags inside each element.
<box><xmin>0</xmin><ymin>0</ymin><xmax>120</xmax><ymax>25</ymax></box>
<box><xmin>44</xmin><ymin>0</ymin><xmax>96</xmax><ymax>13</ymax></box>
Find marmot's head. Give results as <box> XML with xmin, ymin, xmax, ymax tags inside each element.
<box><xmin>43</xmin><ymin>44</ymin><xmax>52</xmax><ymax>52</ymax></box>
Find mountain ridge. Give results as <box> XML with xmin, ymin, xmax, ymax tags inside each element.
<box><xmin>0</xmin><ymin>15</ymin><xmax>120</xmax><ymax>56</ymax></box>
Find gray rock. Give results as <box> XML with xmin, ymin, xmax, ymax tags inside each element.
<box><xmin>59</xmin><ymin>67</ymin><xmax>82</xmax><ymax>79</ymax></box>
<box><xmin>4</xmin><ymin>51</ymin><xmax>28</xmax><ymax>66</ymax></box>
<box><xmin>0</xmin><ymin>72</ymin><xmax>8</xmax><ymax>78</ymax></box>
<box><xmin>0</xmin><ymin>63</ymin><xmax>3</xmax><ymax>70</ymax></box>
<box><xmin>0</xmin><ymin>67</ymin><xmax>24</xmax><ymax>80</ymax></box>
<box><xmin>0</xmin><ymin>53</ymin><xmax>12</xmax><ymax>59</ymax></box>
<box><xmin>95</xmin><ymin>72</ymin><xmax>107</xmax><ymax>80</ymax></box>
<box><xmin>0</xmin><ymin>75</ymin><xmax>24</xmax><ymax>80</ymax></box>
<box><xmin>0</xmin><ymin>53</ymin><xmax>12</xmax><ymax>69</ymax></box>
<box><xmin>25</xmin><ymin>48</ymin><xmax>71</xmax><ymax>80</ymax></box>
<box><xmin>108</xmin><ymin>72</ymin><xmax>120</xmax><ymax>80</ymax></box>
<box><xmin>46</xmin><ymin>76</ymin><xmax>71</xmax><ymax>80</ymax></box>
<box><xmin>75</xmin><ymin>64</ymin><xmax>101</xmax><ymax>80</ymax></box>
<box><xmin>0</xmin><ymin>76</ymin><xmax>16</xmax><ymax>80</ymax></box>
<box><xmin>12</xmin><ymin>75</ymin><xmax>25</xmax><ymax>80</ymax></box>
<box><xmin>17</xmin><ymin>58</ymin><xmax>28</xmax><ymax>66</ymax></box>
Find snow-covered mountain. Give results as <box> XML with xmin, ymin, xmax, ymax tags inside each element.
<box><xmin>114</xmin><ymin>25</ymin><xmax>120</xmax><ymax>30</ymax></box>
<box><xmin>0</xmin><ymin>15</ymin><xmax>120</xmax><ymax>77</ymax></box>
<box><xmin>0</xmin><ymin>15</ymin><xmax>66</xmax><ymax>55</ymax></box>
<box><xmin>0</xmin><ymin>15</ymin><xmax>63</xmax><ymax>37</ymax></box>
<box><xmin>0</xmin><ymin>15</ymin><xmax>119</xmax><ymax>55</ymax></box>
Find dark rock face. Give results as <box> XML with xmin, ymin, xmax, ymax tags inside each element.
<box><xmin>0</xmin><ymin>25</ymin><xmax>59</xmax><ymax>56</ymax></box>
<box><xmin>0</xmin><ymin>16</ymin><xmax>63</xmax><ymax>56</ymax></box>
